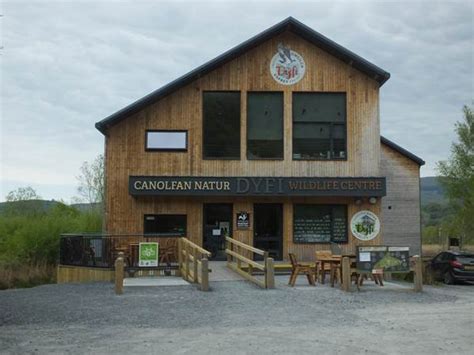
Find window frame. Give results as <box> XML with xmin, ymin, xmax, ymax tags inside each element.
<box><xmin>292</xmin><ymin>92</ymin><xmax>348</xmax><ymax>161</ymax></box>
<box><xmin>246</xmin><ymin>91</ymin><xmax>285</xmax><ymax>161</ymax></box>
<box><xmin>145</xmin><ymin>130</ymin><xmax>188</xmax><ymax>152</ymax></box>
<box><xmin>292</xmin><ymin>204</ymin><xmax>348</xmax><ymax>244</ymax></box>
<box><xmin>202</xmin><ymin>90</ymin><xmax>241</xmax><ymax>161</ymax></box>
<box><xmin>143</xmin><ymin>214</ymin><xmax>187</xmax><ymax>236</ymax></box>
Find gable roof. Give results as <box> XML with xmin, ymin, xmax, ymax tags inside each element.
<box><xmin>96</xmin><ymin>16</ymin><xmax>390</xmax><ymax>134</ymax></box>
<box><xmin>381</xmin><ymin>136</ymin><xmax>425</xmax><ymax>166</ymax></box>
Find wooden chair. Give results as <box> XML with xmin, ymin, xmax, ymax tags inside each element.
<box><xmin>288</xmin><ymin>253</ymin><xmax>315</xmax><ymax>287</ymax></box>
<box><xmin>315</xmin><ymin>250</ymin><xmax>333</xmax><ymax>283</ymax></box>
<box><xmin>159</xmin><ymin>238</ymin><xmax>177</xmax><ymax>265</ymax></box>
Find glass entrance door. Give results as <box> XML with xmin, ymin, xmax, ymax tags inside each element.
<box><xmin>253</xmin><ymin>204</ymin><xmax>283</xmax><ymax>260</ymax></box>
<box><xmin>203</xmin><ymin>203</ymin><xmax>233</xmax><ymax>260</ymax></box>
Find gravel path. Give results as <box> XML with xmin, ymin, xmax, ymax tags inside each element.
<box><xmin>1</xmin><ymin>278</ymin><xmax>473</xmax><ymax>354</ymax></box>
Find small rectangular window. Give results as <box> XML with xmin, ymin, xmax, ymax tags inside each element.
<box><xmin>203</xmin><ymin>92</ymin><xmax>241</xmax><ymax>159</ymax></box>
<box><xmin>146</xmin><ymin>130</ymin><xmax>187</xmax><ymax>151</ymax></box>
<box><xmin>144</xmin><ymin>214</ymin><xmax>187</xmax><ymax>236</ymax></box>
<box><xmin>293</xmin><ymin>204</ymin><xmax>348</xmax><ymax>243</ymax></box>
<box><xmin>247</xmin><ymin>92</ymin><xmax>283</xmax><ymax>159</ymax></box>
<box><xmin>293</xmin><ymin>93</ymin><xmax>346</xmax><ymax>160</ymax></box>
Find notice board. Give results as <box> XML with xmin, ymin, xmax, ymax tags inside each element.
<box><xmin>356</xmin><ymin>246</ymin><xmax>410</xmax><ymax>273</ymax></box>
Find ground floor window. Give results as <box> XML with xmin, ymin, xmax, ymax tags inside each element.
<box><xmin>144</xmin><ymin>214</ymin><xmax>186</xmax><ymax>236</ymax></box>
<box><xmin>293</xmin><ymin>205</ymin><xmax>347</xmax><ymax>243</ymax></box>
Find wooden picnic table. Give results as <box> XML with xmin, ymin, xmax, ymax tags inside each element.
<box><xmin>317</xmin><ymin>254</ymin><xmax>356</xmax><ymax>285</ymax></box>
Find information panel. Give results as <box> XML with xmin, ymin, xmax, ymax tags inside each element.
<box><xmin>357</xmin><ymin>246</ymin><xmax>410</xmax><ymax>273</ymax></box>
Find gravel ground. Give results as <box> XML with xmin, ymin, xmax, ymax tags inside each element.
<box><xmin>1</xmin><ymin>278</ymin><xmax>473</xmax><ymax>354</ymax></box>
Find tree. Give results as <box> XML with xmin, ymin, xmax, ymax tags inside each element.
<box><xmin>437</xmin><ymin>104</ymin><xmax>474</xmax><ymax>246</ymax></box>
<box><xmin>76</xmin><ymin>154</ymin><xmax>105</xmax><ymax>204</ymax></box>
<box><xmin>6</xmin><ymin>186</ymin><xmax>41</xmax><ymax>201</ymax></box>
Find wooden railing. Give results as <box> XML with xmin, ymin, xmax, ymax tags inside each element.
<box><xmin>225</xmin><ymin>237</ymin><xmax>274</xmax><ymax>289</ymax></box>
<box><xmin>178</xmin><ymin>238</ymin><xmax>211</xmax><ymax>291</ymax></box>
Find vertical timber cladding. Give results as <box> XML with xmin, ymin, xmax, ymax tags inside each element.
<box><xmin>104</xmin><ymin>29</ymin><xmax>383</xmax><ymax>256</ymax></box>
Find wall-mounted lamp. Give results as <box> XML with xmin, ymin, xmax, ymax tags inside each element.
<box><xmin>369</xmin><ymin>197</ymin><xmax>377</xmax><ymax>205</ymax></box>
<box><xmin>355</xmin><ymin>198</ymin><xmax>363</xmax><ymax>205</ymax></box>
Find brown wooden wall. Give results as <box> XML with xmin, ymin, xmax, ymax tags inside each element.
<box><xmin>103</xmin><ymin>30</ymin><xmax>384</xmax><ymax>259</ymax></box>
<box><xmin>381</xmin><ymin>144</ymin><xmax>422</xmax><ymax>255</ymax></box>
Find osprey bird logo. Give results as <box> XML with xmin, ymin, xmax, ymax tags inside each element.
<box><xmin>277</xmin><ymin>43</ymin><xmax>295</xmax><ymax>64</ymax></box>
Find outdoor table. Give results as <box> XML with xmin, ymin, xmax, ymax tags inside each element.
<box><xmin>317</xmin><ymin>255</ymin><xmax>356</xmax><ymax>286</ymax></box>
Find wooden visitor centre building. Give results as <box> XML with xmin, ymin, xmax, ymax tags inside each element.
<box><xmin>95</xmin><ymin>17</ymin><xmax>425</xmax><ymax>263</ymax></box>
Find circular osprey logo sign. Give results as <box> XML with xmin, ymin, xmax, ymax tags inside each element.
<box><xmin>351</xmin><ymin>210</ymin><xmax>380</xmax><ymax>241</ymax></box>
<box><xmin>270</xmin><ymin>43</ymin><xmax>306</xmax><ymax>85</ymax></box>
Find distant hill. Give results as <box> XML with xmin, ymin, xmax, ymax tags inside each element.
<box><xmin>0</xmin><ymin>199</ymin><xmax>60</xmax><ymax>214</ymax></box>
<box><xmin>0</xmin><ymin>200</ymin><xmax>100</xmax><ymax>214</ymax></box>
<box><xmin>420</xmin><ymin>176</ymin><xmax>447</xmax><ymax>205</ymax></box>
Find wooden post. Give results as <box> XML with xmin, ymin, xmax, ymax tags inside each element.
<box><xmin>341</xmin><ymin>256</ymin><xmax>351</xmax><ymax>292</ymax></box>
<box><xmin>193</xmin><ymin>247</ymin><xmax>199</xmax><ymax>283</ymax></box>
<box><xmin>236</xmin><ymin>244</ymin><xmax>241</xmax><ymax>270</ymax></box>
<box><xmin>201</xmin><ymin>258</ymin><xmax>209</xmax><ymax>291</ymax></box>
<box><xmin>265</xmin><ymin>257</ymin><xmax>275</xmax><ymax>289</ymax></box>
<box><xmin>413</xmin><ymin>255</ymin><xmax>423</xmax><ymax>292</ymax></box>
<box><xmin>226</xmin><ymin>239</ymin><xmax>231</xmax><ymax>266</ymax></box>
<box><xmin>184</xmin><ymin>241</ymin><xmax>190</xmax><ymax>282</ymax></box>
<box><xmin>114</xmin><ymin>252</ymin><xmax>124</xmax><ymax>295</ymax></box>
<box><xmin>177</xmin><ymin>238</ymin><xmax>183</xmax><ymax>277</ymax></box>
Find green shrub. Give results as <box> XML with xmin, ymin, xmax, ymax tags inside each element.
<box><xmin>0</xmin><ymin>202</ymin><xmax>102</xmax><ymax>288</ymax></box>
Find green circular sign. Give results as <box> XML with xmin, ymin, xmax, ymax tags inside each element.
<box><xmin>351</xmin><ymin>210</ymin><xmax>380</xmax><ymax>241</ymax></box>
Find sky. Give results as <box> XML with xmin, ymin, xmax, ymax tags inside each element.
<box><xmin>1</xmin><ymin>0</ymin><xmax>473</xmax><ymax>203</ymax></box>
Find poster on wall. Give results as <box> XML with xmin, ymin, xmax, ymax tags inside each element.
<box><xmin>350</xmin><ymin>210</ymin><xmax>380</xmax><ymax>241</ymax></box>
<box><xmin>270</xmin><ymin>43</ymin><xmax>306</xmax><ymax>85</ymax></box>
<box><xmin>236</xmin><ymin>212</ymin><xmax>250</xmax><ymax>229</ymax></box>
<box><xmin>139</xmin><ymin>242</ymin><xmax>159</xmax><ymax>267</ymax></box>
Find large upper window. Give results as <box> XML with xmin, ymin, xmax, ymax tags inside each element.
<box><xmin>247</xmin><ymin>92</ymin><xmax>283</xmax><ymax>159</ymax></box>
<box><xmin>144</xmin><ymin>214</ymin><xmax>187</xmax><ymax>236</ymax></box>
<box><xmin>146</xmin><ymin>130</ymin><xmax>187</xmax><ymax>151</ymax></box>
<box><xmin>293</xmin><ymin>205</ymin><xmax>348</xmax><ymax>243</ymax></box>
<box><xmin>292</xmin><ymin>93</ymin><xmax>346</xmax><ymax>160</ymax></box>
<box><xmin>203</xmin><ymin>92</ymin><xmax>241</xmax><ymax>159</ymax></box>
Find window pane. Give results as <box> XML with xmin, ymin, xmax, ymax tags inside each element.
<box><xmin>293</xmin><ymin>205</ymin><xmax>347</xmax><ymax>243</ymax></box>
<box><xmin>146</xmin><ymin>131</ymin><xmax>187</xmax><ymax>150</ymax></box>
<box><xmin>332</xmin><ymin>124</ymin><xmax>346</xmax><ymax>159</ymax></box>
<box><xmin>294</xmin><ymin>205</ymin><xmax>332</xmax><ymax>243</ymax></box>
<box><xmin>144</xmin><ymin>214</ymin><xmax>186</xmax><ymax>236</ymax></box>
<box><xmin>293</xmin><ymin>93</ymin><xmax>346</xmax><ymax>123</ymax></box>
<box><xmin>293</xmin><ymin>123</ymin><xmax>331</xmax><ymax>159</ymax></box>
<box><xmin>292</xmin><ymin>93</ymin><xmax>346</xmax><ymax>160</ymax></box>
<box><xmin>332</xmin><ymin>206</ymin><xmax>348</xmax><ymax>242</ymax></box>
<box><xmin>203</xmin><ymin>92</ymin><xmax>240</xmax><ymax>159</ymax></box>
<box><xmin>247</xmin><ymin>92</ymin><xmax>283</xmax><ymax>159</ymax></box>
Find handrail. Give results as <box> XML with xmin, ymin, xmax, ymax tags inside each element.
<box><xmin>226</xmin><ymin>237</ymin><xmax>266</xmax><ymax>256</ymax></box>
<box><xmin>178</xmin><ymin>238</ymin><xmax>211</xmax><ymax>291</ymax></box>
<box><xmin>225</xmin><ymin>237</ymin><xmax>274</xmax><ymax>289</ymax></box>
<box><xmin>181</xmin><ymin>237</ymin><xmax>212</xmax><ymax>257</ymax></box>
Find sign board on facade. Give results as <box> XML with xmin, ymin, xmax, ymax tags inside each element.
<box><xmin>350</xmin><ymin>210</ymin><xmax>380</xmax><ymax>241</ymax></box>
<box><xmin>139</xmin><ymin>242</ymin><xmax>159</xmax><ymax>267</ymax></box>
<box><xmin>236</xmin><ymin>212</ymin><xmax>250</xmax><ymax>229</ymax></box>
<box><xmin>270</xmin><ymin>43</ymin><xmax>306</xmax><ymax>85</ymax></box>
<box><xmin>357</xmin><ymin>246</ymin><xmax>410</xmax><ymax>273</ymax></box>
<box><xmin>130</xmin><ymin>176</ymin><xmax>386</xmax><ymax>197</ymax></box>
